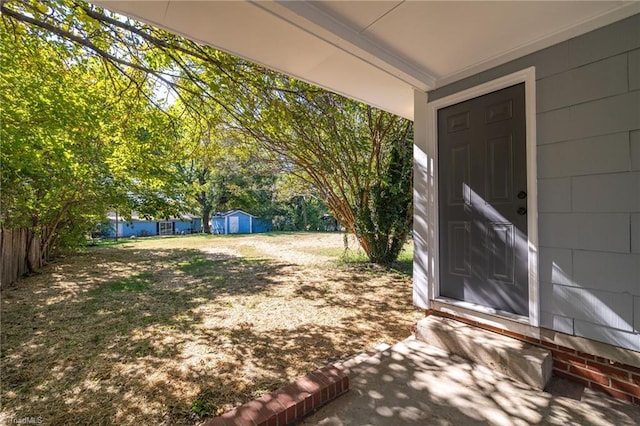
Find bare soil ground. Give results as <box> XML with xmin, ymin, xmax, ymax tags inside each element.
<box><xmin>0</xmin><ymin>233</ymin><xmax>422</xmax><ymax>425</ymax></box>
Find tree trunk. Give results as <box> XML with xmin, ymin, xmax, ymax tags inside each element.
<box><xmin>201</xmin><ymin>204</ymin><xmax>212</xmax><ymax>234</ymax></box>
<box><xmin>24</xmin><ymin>229</ymin><xmax>36</xmax><ymax>273</ymax></box>
<box><xmin>301</xmin><ymin>195</ymin><xmax>308</xmax><ymax>230</ymax></box>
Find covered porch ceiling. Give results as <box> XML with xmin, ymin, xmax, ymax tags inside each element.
<box><xmin>96</xmin><ymin>1</ymin><xmax>640</xmax><ymax>120</ymax></box>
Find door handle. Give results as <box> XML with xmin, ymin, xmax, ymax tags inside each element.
<box><xmin>517</xmin><ymin>191</ymin><xmax>527</xmax><ymax>199</ymax></box>
<box><xmin>517</xmin><ymin>207</ymin><xmax>527</xmax><ymax>215</ymax></box>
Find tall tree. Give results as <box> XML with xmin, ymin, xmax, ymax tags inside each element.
<box><xmin>171</xmin><ymin>102</ymin><xmax>225</xmax><ymax>234</ymax></box>
<box><xmin>0</xmin><ymin>12</ymin><xmax>186</xmax><ymax>259</ymax></box>
<box><xmin>1</xmin><ymin>22</ymin><xmax>118</xmax><ymax>257</ymax></box>
<box><xmin>235</xmin><ymin>84</ymin><xmax>414</xmax><ymax>265</ymax></box>
<box><xmin>2</xmin><ymin>0</ymin><xmax>414</xmax><ymax>265</ymax></box>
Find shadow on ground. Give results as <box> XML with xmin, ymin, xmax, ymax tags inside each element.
<box><xmin>0</xmin><ymin>242</ymin><xmax>421</xmax><ymax>425</ymax></box>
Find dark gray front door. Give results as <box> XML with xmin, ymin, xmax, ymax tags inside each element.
<box><xmin>438</xmin><ymin>83</ymin><xmax>528</xmax><ymax>316</ymax></box>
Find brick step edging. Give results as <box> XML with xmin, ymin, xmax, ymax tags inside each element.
<box><xmin>203</xmin><ymin>365</ymin><xmax>349</xmax><ymax>426</ymax></box>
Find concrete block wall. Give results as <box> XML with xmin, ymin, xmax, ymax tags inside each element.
<box><xmin>428</xmin><ymin>14</ymin><xmax>640</xmax><ymax>352</ymax></box>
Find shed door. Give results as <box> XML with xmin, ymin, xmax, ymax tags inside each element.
<box><xmin>229</xmin><ymin>216</ymin><xmax>240</xmax><ymax>234</ymax></box>
<box><xmin>438</xmin><ymin>83</ymin><xmax>528</xmax><ymax>316</ymax></box>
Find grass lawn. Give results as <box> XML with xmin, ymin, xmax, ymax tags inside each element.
<box><xmin>0</xmin><ymin>232</ymin><xmax>421</xmax><ymax>425</ymax></box>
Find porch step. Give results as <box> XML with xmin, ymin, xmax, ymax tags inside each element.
<box><xmin>415</xmin><ymin>316</ymin><xmax>552</xmax><ymax>389</ymax></box>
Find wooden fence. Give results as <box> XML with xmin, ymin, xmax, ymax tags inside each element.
<box><xmin>0</xmin><ymin>228</ymin><xmax>50</xmax><ymax>288</ymax></box>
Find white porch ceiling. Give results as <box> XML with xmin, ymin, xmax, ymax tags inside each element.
<box><xmin>96</xmin><ymin>1</ymin><xmax>640</xmax><ymax>119</ymax></box>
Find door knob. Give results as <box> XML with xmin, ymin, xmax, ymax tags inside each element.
<box><xmin>517</xmin><ymin>191</ymin><xmax>527</xmax><ymax>199</ymax></box>
<box><xmin>517</xmin><ymin>207</ymin><xmax>527</xmax><ymax>215</ymax></box>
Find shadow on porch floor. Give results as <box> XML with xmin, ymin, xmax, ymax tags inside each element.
<box><xmin>299</xmin><ymin>337</ymin><xmax>640</xmax><ymax>425</ymax></box>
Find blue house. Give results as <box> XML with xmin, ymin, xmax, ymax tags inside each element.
<box><xmin>211</xmin><ymin>210</ymin><xmax>271</xmax><ymax>234</ymax></box>
<box><xmin>105</xmin><ymin>213</ymin><xmax>202</xmax><ymax>238</ymax></box>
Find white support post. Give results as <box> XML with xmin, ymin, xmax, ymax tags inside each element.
<box><xmin>413</xmin><ymin>89</ymin><xmax>432</xmax><ymax>310</ymax></box>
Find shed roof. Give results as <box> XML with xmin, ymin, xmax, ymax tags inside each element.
<box><xmin>106</xmin><ymin>212</ymin><xmax>200</xmax><ymax>221</ymax></box>
<box><xmin>213</xmin><ymin>210</ymin><xmax>257</xmax><ymax>218</ymax></box>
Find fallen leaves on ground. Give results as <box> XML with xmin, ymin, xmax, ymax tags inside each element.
<box><xmin>1</xmin><ymin>233</ymin><xmax>422</xmax><ymax>425</ymax></box>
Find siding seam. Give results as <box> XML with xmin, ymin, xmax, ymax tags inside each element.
<box><xmin>569</xmin><ymin>52</ymin><xmax>639</xmax><ymax>70</ymax></box>
<box><xmin>628</xmin><ymin>52</ymin><xmax>631</xmax><ymax>92</ymax></box>
<box><xmin>535</xmin><ymin>130</ymin><xmax>631</xmax><ymax>148</ymax></box>
<box><xmin>536</xmin><ymin>91</ymin><xmax>637</xmax><ymax>114</ymax></box>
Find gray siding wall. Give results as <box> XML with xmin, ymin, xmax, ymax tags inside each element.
<box><xmin>428</xmin><ymin>14</ymin><xmax>640</xmax><ymax>351</ymax></box>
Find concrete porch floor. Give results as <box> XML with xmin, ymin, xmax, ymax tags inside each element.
<box><xmin>299</xmin><ymin>338</ymin><xmax>640</xmax><ymax>425</ymax></box>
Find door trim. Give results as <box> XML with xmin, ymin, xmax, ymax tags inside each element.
<box><xmin>426</xmin><ymin>67</ymin><xmax>539</xmax><ymax>327</ymax></box>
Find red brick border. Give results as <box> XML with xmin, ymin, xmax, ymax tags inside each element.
<box><xmin>426</xmin><ymin>310</ymin><xmax>640</xmax><ymax>405</ymax></box>
<box><xmin>203</xmin><ymin>365</ymin><xmax>349</xmax><ymax>426</ymax></box>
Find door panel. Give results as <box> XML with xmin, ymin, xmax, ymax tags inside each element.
<box><xmin>448</xmin><ymin>221</ymin><xmax>471</xmax><ymax>277</ymax></box>
<box><xmin>486</xmin><ymin>99</ymin><xmax>513</xmax><ymax>123</ymax></box>
<box><xmin>487</xmin><ymin>222</ymin><xmax>515</xmax><ymax>284</ymax></box>
<box><xmin>487</xmin><ymin>136</ymin><xmax>513</xmax><ymax>203</ymax></box>
<box><xmin>438</xmin><ymin>83</ymin><xmax>528</xmax><ymax>316</ymax></box>
<box><xmin>447</xmin><ymin>111</ymin><xmax>471</xmax><ymax>132</ymax></box>
<box><xmin>449</xmin><ymin>145</ymin><xmax>471</xmax><ymax>205</ymax></box>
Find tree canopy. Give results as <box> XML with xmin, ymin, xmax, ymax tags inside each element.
<box><xmin>1</xmin><ymin>20</ymin><xmax>182</xmax><ymax>255</ymax></box>
<box><xmin>1</xmin><ymin>0</ymin><xmax>413</xmax><ymax>266</ymax></box>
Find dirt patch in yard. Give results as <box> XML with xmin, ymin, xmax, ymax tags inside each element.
<box><xmin>0</xmin><ymin>233</ymin><xmax>422</xmax><ymax>425</ymax></box>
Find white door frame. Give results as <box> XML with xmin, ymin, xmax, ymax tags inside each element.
<box><xmin>414</xmin><ymin>67</ymin><xmax>539</xmax><ymax>328</ymax></box>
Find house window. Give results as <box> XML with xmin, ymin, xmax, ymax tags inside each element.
<box><xmin>159</xmin><ymin>222</ymin><xmax>173</xmax><ymax>235</ymax></box>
